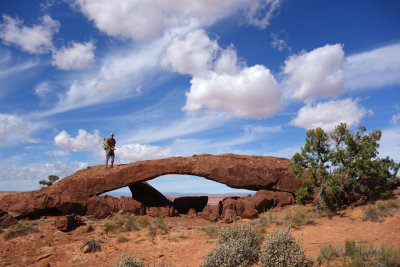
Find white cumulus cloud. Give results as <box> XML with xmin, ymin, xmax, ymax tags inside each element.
<box><xmin>52</xmin><ymin>41</ymin><xmax>95</xmax><ymax>70</ymax></box>
<box><xmin>184</xmin><ymin>65</ymin><xmax>282</xmax><ymax>118</ymax></box>
<box><xmin>344</xmin><ymin>43</ymin><xmax>400</xmax><ymax>90</ymax></box>
<box><xmin>290</xmin><ymin>98</ymin><xmax>369</xmax><ymax>132</ymax></box>
<box><xmin>283</xmin><ymin>44</ymin><xmax>345</xmax><ymax>102</ymax></box>
<box><xmin>54</xmin><ymin>129</ymin><xmax>101</xmax><ymax>152</ymax></box>
<box><xmin>160</xmin><ymin>29</ymin><xmax>219</xmax><ymax>76</ymax></box>
<box><xmin>0</xmin><ymin>114</ymin><xmax>41</xmax><ymax>145</ymax></box>
<box><xmin>72</xmin><ymin>0</ymin><xmax>280</xmax><ymax>41</ymax></box>
<box><xmin>0</xmin><ymin>15</ymin><xmax>59</xmax><ymax>54</ymax></box>
<box><xmin>379</xmin><ymin>127</ymin><xmax>400</xmax><ymax>162</ymax></box>
<box><xmin>117</xmin><ymin>144</ymin><xmax>172</xmax><ymax>162</ymax></box>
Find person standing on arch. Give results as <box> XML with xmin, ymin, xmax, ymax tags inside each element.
<box><xmin>105</xmin><ymin>133</ymin><xmax>116</xmax><ymax>169</ymax></box>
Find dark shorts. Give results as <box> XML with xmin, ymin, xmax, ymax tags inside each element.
<box><xmin>106</xmin><ymin>149</ymin><xmax>115</xmax><ymax>159</ymax></box>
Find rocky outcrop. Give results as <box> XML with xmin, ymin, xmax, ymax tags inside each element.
<box><xmin>0</xmin><ymin>154</ymin><xmax>300</xmax><ymax>219</ymax></box>
<box><xmin>54</xmin><ymin>214</ymin><xmax>85</xmax><ymax>232</ymax></box>
<box><xmin>0</xmin><ymin>209</ymin><xmax>17</xmax><ymax>228</ymax></box>
<box><xmin>200</xmin><ymin>190</ymin><xmax>296</xmax><ymax>222</ymax></box>
<box><xmin>86</xmin><ymin>195</ymin><xmax>144</xmax><ymax>219</ymax></box>
<box><xmin>173</xmin><ymin>196</ymin><xmax>208</xmax><ymax>214</ymax></box>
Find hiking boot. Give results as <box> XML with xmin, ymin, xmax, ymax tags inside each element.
<box><xmin>105</xmin><ymin>167</ymin><xmax>107</xmax><ymax>169</ymax></box>
<box><xmin>110</xmin><ymin>166</ymin><xmax>114</xmax><ymax>169</ymax></box>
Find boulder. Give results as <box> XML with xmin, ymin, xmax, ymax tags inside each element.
<box><xmin>173</xmin><ymin>196</ymin><xmax>208</xmax><ymax>214</ymax></box>
<box><xmin>221</xmin><ymin>197</ymin><xmax>239</xmax><ymax>217</ymax></box>
<box><xmin>146</xmin><ymin>206</ymin><xmax>178</xmax><ymax>217</ymax></box>
<box><xmin>222</xmin><ymin>208</ymin><xmax>236</xmax><ymax>223</ymax></box>
<box><xmin>199</xmin><ymin>205</ymin><xmax>220</xmax><ymax>222</ymax></box>
<box><xmin>54</xmin><ymin>214</ymin><xmax>85</xmax><ymax>232</ymax></box>
<box><xmin>86</xmin><ymin>195</ymin><xmax>144</xmax><ymax>219</ymax></box>
<box><xmin>129</xmin><ymin>182</ymin><xmax>172</xmax><ymax>207</ymax></box>
<box><xmin>236</xmin><ymin>190</ymin><xmax>294</xmax><ymax>218</ymax></box>
<box><xmin>0</xmin><ymin>154</ymin><xmax>301</xmax><ymax>219</ymax></box>
<box><xmin>0</xmin><ymin>209</ymin><xmax>17</xmax><ymax>228</ymax></box>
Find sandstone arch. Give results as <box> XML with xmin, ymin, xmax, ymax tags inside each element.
<box><xmin>0</xmin><ymin>154</ymin><xmax>301</xmax><ymax>219</ymax></box>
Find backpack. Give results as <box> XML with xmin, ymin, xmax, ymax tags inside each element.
<box><xmin>103</xmin><ymin>138</ymin><xmax>108</xmax><ymax>150</ymax></box>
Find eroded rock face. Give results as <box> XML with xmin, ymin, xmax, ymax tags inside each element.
<box><xmin>0</xmin><ymin>209</ymin><xmax>17</xmax><ymax>228</ymax></box>
<box><xmin>146</xmin><ymin>206</ymin><xmax>178</xmax><ymax>217</ymax></box>
<box><xmin>173</xmin><ymin>196</ymin><xmax>208</xmax><ymax>214</ymax></box>
<box><xmin>86</xmin><ymin>195</ymin><xmax>144</xmax><ymax>219</ymax></box>
<box><xmin>0</xmin><ymin>154</ymin><xmax>300</xmax><ymax>219</ymax></box>
<box><xmin>199</xmin><ymin>205</ymin><xmax>220</xmax><ymax>222</ymax></box>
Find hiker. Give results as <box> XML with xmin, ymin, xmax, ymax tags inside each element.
<box><xmin>105</xmin><ymin>133</ymin><xmax>116</xmax><ymax>169</ymax></box>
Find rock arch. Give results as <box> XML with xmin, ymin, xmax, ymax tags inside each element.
<box><xmin>0</xmin><ymin>154</ymin><xmax>301</xmax><ymax>219</ymax></box>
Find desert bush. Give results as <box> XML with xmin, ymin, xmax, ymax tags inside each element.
<box><xmin>113</xmin><ymin>255</ymin><xmax>143</xmax><ymax>267</ymax></box>
<box><xmin>81</xmin><ymin>239</ymin><xmax>101</xmax><ymax>252</ymax></box>
<box><xmin>120</xmin><ymin>213</ymin><xmax>139</xmax><ymax>232</ymax></box>
<box><xmin>284</xmin><ymin>209</ymin><xmax>318</xmax><ymax>228</ymax></box>
<box><xmin>374</xmin><ymin>245</ymin><xmax>400</xmax><ymax>267</ymax></box>
<box><xmin>4</xmin><ymin>227</ymin><xmax>39</xmax><ymax>240</ymax></box>
<box><xmin>104</xmin><ymin>219</ymin><xmax>121</xmax><ymax>233</ymax></box>
<box><xmin>153</xmin><ymin>216</ymin><xmax>169</xmax><ymax>234</ymax></box>
<box><xmin>138</xmin><ymin>217</ymin><xmax>150</xmax><ymax>227</ymax></box>
<box><xmin>291</xmin><ymin>123</ymin><xmax>400</xmax><ymax>211</ymax></box>
<box><xmin>147</xmin><ymin>225</ymin><xmax>157</xmax><ymax>238</ymax></box>
<box><xmin>259</xmin><ymin>228</ymin><xmax>313</xmax><ymax>267</ymax></box>
<box><xmin>201</xmin><ymin>225</ymin><xmax>219</xmax><ymax>238</ymax></box>
<box><xmin>117</xmin><ymin>235</ymin><xmax>130</xmax><ymax>243</ymax></box>
<box><xmin>317</xmin><ymin>244</ymin><xmax>339</xmax><ymax>263</ymax></box>
<box><xmin>362</xmin><ymin>200</ymin><xmax>398</xmax><ymax>222</ymax></box>
<box><xmin>202</xmin><ymin>224</ymin><xmax>262</xmax><ymax>267</ymax></box>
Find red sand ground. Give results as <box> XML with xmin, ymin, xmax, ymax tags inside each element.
<box><xmin>1</xmin><ymin>191</ymin><xmax>399</xmax><ymax>266</ymax></box>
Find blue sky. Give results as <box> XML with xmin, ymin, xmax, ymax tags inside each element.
<box><xmin>0</xmin><ymin>0</ymin><xmax>399</xmax><ymax>194</ymax></box>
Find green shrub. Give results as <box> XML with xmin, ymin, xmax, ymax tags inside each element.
<box><xmin>120</xmin><ymin>214</ymin><xmax>139</xmax><ymax>232</ymax></box>
<box><xmin>202</xmin><ymin>224</ymin><xmax>262</xmax><ymax>267</ymax></box>
<box><xmin>113</xmin><ymin>255</ymin><xmax>143</xmax><ymax>267</ymax></box>
<box><xmin>104</xmin><ymin>219</ymin><xmax>121</xmax><ymax>233</ymax></box>
<box><xmin>317</xmin><ymin>244</ymin><xmax>339</xmax><ymax>263</ymax></box>
<box><xmin>291</xmin><ymin>123</ymin><xmax>400</xmax><ymax>211</ymax></box>
<box><xmin>284</xmin><ymin>209</ymin><xmax>318</xmax><ymax>228</ymax></box>
<box><xmin>153</xmin><ymin>216</ymin><xmax>169</xmax><ymax>234</ymax></box>
<box><xmin>117</xmin><ymin>235</ymin><xmax>130</xmax><ymax>243</ymax></box>
<box><xmin>202</xmin><ymin>225</ymin><xmax>218</xmax><ymax>238</ymax></box>
<box><xmin>374</xmin><ymin>245</ymin><xmax>400</xmax><ymax>266</ymax></box>
<box><xmin>362</xmin><ymin>206</ymin><xmax>382</xmax><ymax>222</ymax></box>
<box><xmin>138</xmin><ymin>217</ymin><xmax>150</xmax><ymax>227</ymax></box>
<box><xmin>39</xmin><ymin>175</ymin><xmax>59</xmax><ymax>186</ymax></box>
<box><xmin>259</xmin><ymin>228</ymin><xmax>313</xmax><ymax>267</ymax></box>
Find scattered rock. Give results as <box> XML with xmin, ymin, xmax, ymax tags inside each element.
<box><xmin>86</xmin><ymin>195</ymin><xmax>144</xmax><ymax>219</ymax></box>
<box><xmin>221</xmin><ymin>197</ymin><xmax>238</xmax><ymax>217</ymax></box>
<box><xmin>54</xmin><ymin>214</ymin><xmax>85</xmax><ymax>232</ymax></box>
<box><xmin>146</xmin><ymin>206</ymin><xmax>178</xmax><ymax>217</ymax></box>
<box><xmin>82</xmin><ymin>225</ymin><xmax>94</xmax><ymax>233</ymax></box>
<box><xmin>35</xmin><ymin>253</ymin><xmax>51</xmax><ymax>262</ymax></box>
<box><xmin>199</xmin><ymin>205</ymin><xmax>220</xmax><ymax>222</ymax></box>
<box><xmin>80</xmin><ymin>239</ymin><xmax>101</xmax><ymax>253</ymax></box>
<box><xmin>173</xmin><ymin>196</ymin><xmax>208</xmax><ymax>214</ymax></box>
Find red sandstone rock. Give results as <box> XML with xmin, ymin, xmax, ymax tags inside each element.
<box><xmin>54</xmin><ymin>214</ymin><xmax>85</xmax><ymax>232</ymax></box>
<box><xmin>86</xmin><ymin>195</ymin><xmax>144</xmax><ymax>219</ymax></box>
<box><xmin>0</xmin><ymin>154</ymin><xmax>300</xmax><ymax>219</ymax></box>
<box><xmin>221</xmin><ymin>197</ymin><xmax>239</xmax><ymax>217</ymax></box>
<box><xmin>199</xmin><ymin>205</ymin><xmax>220</xmax><ymax>222</ymax></box>
<box><xmin>173</xmin><ymin>196</ymin><xmax>208</xmax><ymax>214</ymax></box>
<box><xmin>222</xmin><ymin>208</ymin><xmax>236</xmax><ymax>223</ymax></box>
<box><xmin>146</xmin><ymin>206</ymin><xmax>178</xmax><ymax>217</ymax></box>
<box><xmin>0</xmin><ymin>209</ymin><xmax>17</xmax><ymax>228</ymax></box>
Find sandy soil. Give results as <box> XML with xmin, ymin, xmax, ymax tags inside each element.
<box><xmin>1</xmin><ymin>191</ymin><xmax>399</xmax><ymax>267</ymax></box>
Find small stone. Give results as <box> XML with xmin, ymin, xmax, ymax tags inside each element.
<box><xmin>35</xmin><ymin>253</ymin><xmax>51</xmax><ymax>262</ymax></box>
